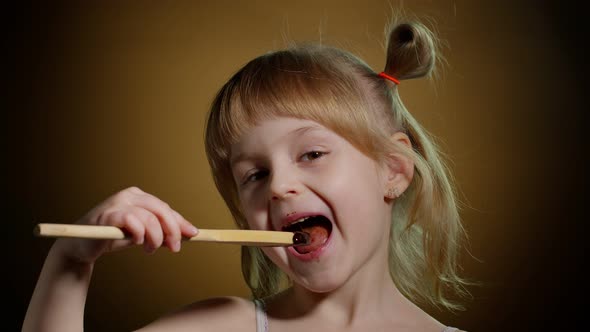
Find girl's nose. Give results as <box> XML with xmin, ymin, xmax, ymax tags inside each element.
<box><xmin>269</xmin><ymin>169</ymin><xmax>301</xmax><ymax>201</ymax></box>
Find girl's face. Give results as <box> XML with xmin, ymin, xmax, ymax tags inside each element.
<box><xmin>231</xmin><ymin>117</ymin><xmax>394</xmax><ymax>292</ymax></box>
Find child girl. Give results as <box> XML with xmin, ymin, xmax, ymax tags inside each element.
<box><xmin>24</xmin><ymin>19</ymin><xmax>469</xmax><ymax>332</ymax></box>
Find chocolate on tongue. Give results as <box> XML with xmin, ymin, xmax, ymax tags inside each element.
<box><xmin>294</xmin><ymin>224</ymin><xmax>329</xmax><ymax>254</ymax></box>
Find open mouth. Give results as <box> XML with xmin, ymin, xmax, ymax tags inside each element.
<box><xmin>282</xmin><ymin>215</ymin><xmax>333</xmax><ymax>254</ymax></box>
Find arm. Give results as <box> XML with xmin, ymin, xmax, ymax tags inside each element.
<box><xmin>22</xmin><ymin>186</ymin><xmax>198</xmax><ymax>332</ymax></box>
<box><xmin>22</xmin><ymin>242</ymin><xmax>93</xmax><ymax>332</ymax></box>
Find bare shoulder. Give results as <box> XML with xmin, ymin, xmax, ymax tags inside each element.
<box><xmin>135</xmin><ymin>296</ymin><xmax>255</xmax><ymax>332</ymax></box>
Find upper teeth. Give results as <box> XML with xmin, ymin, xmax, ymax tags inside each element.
<box><xmin>291</xmin><ymin>216</ymin><xmax>311</xmax><ymax>225</ymax></box>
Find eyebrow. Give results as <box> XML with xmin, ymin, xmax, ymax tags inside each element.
<box><xmin>290</xmin><ymin>125</ymin><xmax>323</xmax><ymax>138</ymax></box>
<box><xmin>229</xmin><ymin>125</ymin><xmax>323</xmax><ymax>166</ymax></box>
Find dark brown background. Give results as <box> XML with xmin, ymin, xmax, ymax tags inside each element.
<box><xmin>10</xmin><ymin>1</ymin><xmax>586</xmax><ymax>331</ymax></box>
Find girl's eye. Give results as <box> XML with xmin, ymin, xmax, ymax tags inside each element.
<box><xmin>300</xmin><ymin>151</ymin><xmax>327</xmax><ymax>162</ymax></box>
<box><xmin>243</xmin><ymin>170</ymin><xmax>268</xmax><ymax>184</ymax></box>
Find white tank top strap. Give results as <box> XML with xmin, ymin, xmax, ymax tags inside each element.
<box><xmin>442</xmin><ymin>327</ymin><xmax>459</xmax><ymax>332</ymax></box>
<box><xmin>253</xmin><ymin>299</ymin><xmax>269</xmax><ymax>332</ymax></box>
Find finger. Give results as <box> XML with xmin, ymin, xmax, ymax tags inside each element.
<box><xmin>102</xmin><ymin>207</ymin><xmax>150</xmax><ymax>245</ymax></box>
<box><xmin>141</xmin><ymin>211</ymin><xmax>164</xmax><ymax>254</ymax></box>
<box><xmin>94</xmin><ymin>209</ymin><xmax>145</xmax><ymax>252</ymax></box>
<box><xmin>171</xmin><ymin>210</ymin><xmax>198</xmax><ymax>252</ymax></box>
<box><xmin>131</xmin><ymin>193</ymin><xmax>182</xmax><ymax>252</ymax></box>
<box><xmin>172</xmin><ymin>210</ymin><xmax>199</xmax><ymax>238</ymax></box>
<box><xmin>127</xmin><ymin>186</ymin><xmax>144</xmax><ymax>194</ymax></box>
<box><xmin>115</xmin><ymin>210</ymin><xmax>146</xmax><ymax>245</ymax></box>
<box><xmin>108</xmin><ymin>186</ymin><xmax>143</xmax><ymax>208</ymax></box>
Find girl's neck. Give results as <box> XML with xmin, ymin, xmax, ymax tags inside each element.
<box><xmin>294</xmin><ymin>272</ymin><xmax>401</xmax><ymax>322</ymax></box>
<box><xmin>274</xmin><ymin>248</ymin><xmax>407</xmax><ymax>325</ymax></box>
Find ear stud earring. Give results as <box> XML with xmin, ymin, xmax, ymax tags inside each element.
<box><xmin>386</xmin><ymin>187</ymin><xmax>400</xmax><ymax>199</ymax></box>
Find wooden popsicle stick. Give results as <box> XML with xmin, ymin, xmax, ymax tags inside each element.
<box><xmin>34</xmin><ymin>223</ymin><xmax>296</xmax><ymax>247</ymax></box>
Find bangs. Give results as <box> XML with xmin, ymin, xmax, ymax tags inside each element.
<box><xmin>209</xmin><ymin>45</ymin><xmax>381</xmax><ymax>158</ymax></box>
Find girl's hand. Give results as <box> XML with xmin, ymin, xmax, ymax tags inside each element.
<box><xmin>53</xmin><ymin>186</ymin><xmax>198</xmax><ymax>264</ymax></box>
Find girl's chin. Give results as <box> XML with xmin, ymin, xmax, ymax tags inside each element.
<box><xmin>289</xmin><ymin>267</ymin><xmax>348</xmax><ymax>294</ymax></box>
<box><xmin>292</xmin><ymin>277</ymin><xmax>345</xmax><ymax>294</ymax></box>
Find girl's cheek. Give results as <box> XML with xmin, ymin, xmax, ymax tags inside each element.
<box><xmin>240</xmin><ymin>193</ymin><xmax>265</xmax><ymax>226</ymax></box>
<box><xmin>261</xmin><ymin>247</ymin><xmax>287</xmax><ymax>268</ymax></box>
<box><xmin>261</xmin><ymin>247</ymin><xmax>276</xmax><ymax>258</ymax></box>
<box><xmin>244</xmin><ymin>208</ymin><xmax>269</xmax><ymax>231</ymax></box>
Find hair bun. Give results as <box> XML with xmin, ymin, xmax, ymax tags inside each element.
<box><xmin>383</xmin><ymin>21</ymin><xmax>437</xmax><ymax>81</ymax></box>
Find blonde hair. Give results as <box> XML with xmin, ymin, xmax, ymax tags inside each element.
<box><xmin>205</xmin><ymin>20</ymin><xmax>469</xmax><ymax>311</ymax></box>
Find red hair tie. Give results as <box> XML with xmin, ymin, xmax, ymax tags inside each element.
<box><xmin>378</xmin><ymin>72</ymin><xmax>400</xmax><ymax>85</ymax></box>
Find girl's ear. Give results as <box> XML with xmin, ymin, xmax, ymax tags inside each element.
<box><xmin>384</xmin><ymin>132</ymin><xmax>414</xmax><ymax>200</ymax></box>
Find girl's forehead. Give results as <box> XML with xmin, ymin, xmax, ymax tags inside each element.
<box><xmin>229</xmin><ymin>117</ymin><xmax>334</xmax><ymax>159</ymax></box>
<box><xmin>238</xmin><ymin>117</ymin><xmax>328</xmax><ymax>141</ymax></box>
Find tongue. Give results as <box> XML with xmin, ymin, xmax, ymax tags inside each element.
<box><xmin>294</xmin><ymin>225</ymin><xmax>329</xmax><ymax>254</ymax></box>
